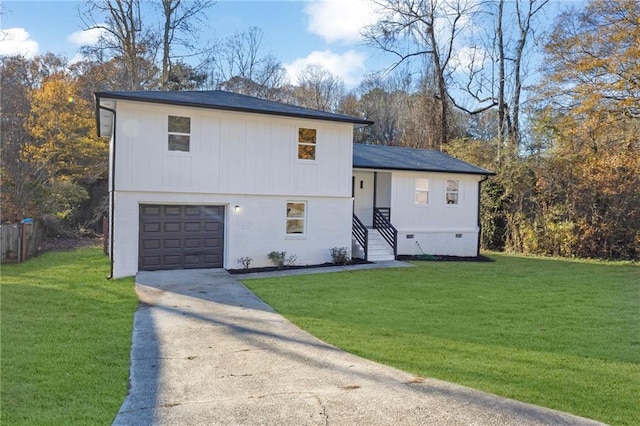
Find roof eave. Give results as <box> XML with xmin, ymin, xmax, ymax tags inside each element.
<box><xmin>353</xmin><ymin>165</ymin><xmax>495</xmax><ymax>176</ymax></box>
<box><xmin>94</xmin><ymin>92</ymin><xmax>374</xmax><ymax>127</ymax></box>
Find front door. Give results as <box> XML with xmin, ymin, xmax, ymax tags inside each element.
<box><xmin>353</xmin><ymin>171</ymin><xmax>375</xmax><ymax>227</ymax></box>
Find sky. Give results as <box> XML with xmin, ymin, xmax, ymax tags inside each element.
<box><xmin>0</xmin><ymin>0</ymin><xmax>388</xmax><ymax>87</ymax></box>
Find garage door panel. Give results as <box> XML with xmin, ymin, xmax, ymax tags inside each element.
<box><xmin>142</xmin><ymin>206</ymin><xmax>161</xmax><ymax>216</ymax></box>
<box><xmin>165</xmin><ymin>206</ymin><xmax>182</xmax><ymax>215</ymax></box>
<box><xmin>139</xmin><ymin>204</ymin><xmax>225</xmax><ymax>271</ymax></box>
<box><xmin>184</xmin><ymin>238</ymin><xmax>202</xmax><ymax>248</ymax></box>
<box><xmin>164</xmin><ymin>222</ymin><xmax>182</xmax><ymax>232</ymax></box>
<box><xmin>143</xmin><ymin>222</ymin><xmax>161</xmax><ymax>232</ymax></box>
<box><xmin>184</xmin><ymin>222</ymin><xmax>202</xmax><ymax>232</ymax></box>
<box><xmin>143</xmin><ymin>239</ymin><xmax>162</xmax><ymax>249</ymax></box>
<box><xmin>164</xmin><ymin>239</ymin><xmax>181</xmax><ymax>249</ymax></box>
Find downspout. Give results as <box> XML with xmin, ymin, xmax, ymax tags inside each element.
<box><xmin>97</xmin><ymin>102</ymin><xmax>117</xmax><ymax>279</ymax></box>
<box><xmin>477</xmin><ymin>175</ymin><xmax>489</xmax><ymax>257</ymax></box>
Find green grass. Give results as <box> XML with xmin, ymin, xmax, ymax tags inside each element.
<box><xmin>244</xmin><ymin>254</ymin><xmax>640</xmax><ymax>425</ymax></box>
<box><xmin>1</xmin><ymin>248</ymin><xmax>138</xmax><ymax>425</ymax></box>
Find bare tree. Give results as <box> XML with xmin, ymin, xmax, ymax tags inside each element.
<box><xmin>209</xmin><ymin>27</ymin><xmax>288</xmax><ymax>100</ymax></box>
<box><xmin>158</xmin><ymin>0</ymin><xmax>214</xmax><ymax>89</ymax></box>
<box><xmin>291</xmin><ymin>64</ymin><xmax>345</xmax><ymax>112</ymax></box>
<box><xmin>364</xmin><ymin>0</ymin><xmax>478</xmax><ymax>149</ymax></box>
<box><xmin>80</xmin><ymin>0</ymin><xmax>159</xmax><ymax>90</ymax></box>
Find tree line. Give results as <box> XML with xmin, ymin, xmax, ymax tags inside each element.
<box><xmin>1</xmin><ymin>0</ymin><xmax>638</xmax><ymax>259</ymax></box>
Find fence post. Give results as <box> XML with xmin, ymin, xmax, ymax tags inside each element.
<box><xmin>21</xmin><ymin>223</ymin><xmax>27</xmax><ymax>263</ymax></box>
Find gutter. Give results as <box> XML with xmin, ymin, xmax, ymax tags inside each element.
<box><xmin>96</xmin><ymin>99</ymin><xmax>117</xmax><ymax>279</ymax></box>
<box><xmin>477</xmin><ymin>175</ymin><xmax>490</xmax><ymax>257</ymax></box>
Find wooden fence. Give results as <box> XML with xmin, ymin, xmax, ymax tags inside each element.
<box><xmin>1</xmin><ymin>220</ymin><xmax>45</xmax><ymax>263</ymax></box>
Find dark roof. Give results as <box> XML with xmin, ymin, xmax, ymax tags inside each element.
<box><xmin>353</xmin><ymin>143</ymin><xmax>495</xmax><ymax>175</ymax></box>
<box><xmin>95</xmin><ymin>90</ymin><xmax>373</xmax><ymax>126</ymax></box>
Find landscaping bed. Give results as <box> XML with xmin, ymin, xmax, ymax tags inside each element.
<box><xmin>229</xmin><ymin>257</ymin><xmax>371</xmax><ymax>274</ymax></box>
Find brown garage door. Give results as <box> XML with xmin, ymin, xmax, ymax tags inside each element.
<box><xmin>139</xmin><ymin>205</ymin><xmax>224</xmax><ymax>271</ymax></box>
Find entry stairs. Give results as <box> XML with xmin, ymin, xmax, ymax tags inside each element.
<box><xmin>353</xmin><ymin>228</ymin><xmax>395</xmax><ymax>262</ymax></box>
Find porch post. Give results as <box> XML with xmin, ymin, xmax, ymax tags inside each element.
<box><xmin>372</xmin><ymin>171</ymin><xmax>377</xmax><ymax>225</ymax></box>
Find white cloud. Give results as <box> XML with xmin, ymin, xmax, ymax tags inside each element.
<box><xmin>0</xmin><ymin>28</ymin><xmax>39</xmax><ymax>58</ymax></box>
<box><xmin>450</xmin><ymin>46</ymin><xmax>488</xmax><ymax>74</ymax></box>
<box><xmin>284</xmin><ymin>50</ymin><xmax>367</xmax><ymax>87</ymax></box>
<box><xmin>67</xmin><ymin>27</ymin><xmax>108</xmax><ymax>46</ymax></box>
<box><xmin>305</xmin><ymin>0</ymin><xmax>378</xmax><ymax>44</ymax></box>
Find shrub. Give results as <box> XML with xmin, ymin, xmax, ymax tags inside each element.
<box><xmin>330</xmin><ymin>246</ymin><xmax>350</xmax><ymax>265</ymax></box>
<box><xmin>237</xmin><ymin>256</ymin><xmax>252</xmax><ymax>269</ymax></box>
<box><xmin>267</xmin><ymin>251</ymin><xmax>297</xmax><ymax>269</ymax></box>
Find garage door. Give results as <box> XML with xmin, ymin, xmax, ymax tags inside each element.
<box><xmin>139</xmin><ymin>205</ymin><xmax>224</xmax><ymax>271</ymax></box>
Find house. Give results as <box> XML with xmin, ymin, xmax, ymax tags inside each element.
<box><xmin>95</xmin><ymin>90</ymin><xmax>493</xmax><ymax>278</ymax></box>
<box><xmin>352</xmin><ymin>143</ymin><xmax>493</xmax><ymax>261</ymax></box>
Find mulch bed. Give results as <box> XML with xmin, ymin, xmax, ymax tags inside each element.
<box><xmin>397</xmin><ymin>254</ymin><xmax>494</xmax><ymax>262</ymax></box>
<box><xmin>228</xmin><ymin>258</ymin><xmax>371</xmax><ymax>275</ymax></box>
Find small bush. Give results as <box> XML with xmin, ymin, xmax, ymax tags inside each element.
<box><xmin>330</xmin><ymin>247</ymin><xmax>350</xmax><ymax>265</ymax></box>
<box><xmin>237</xmin><ymin>256</ymin><xmax>252</xmax><ymax>269</ymax></box>
<box><xmin>267</xmin><ymin>251</ymin><xmax>297</xmax><ymax>269</ymax></box>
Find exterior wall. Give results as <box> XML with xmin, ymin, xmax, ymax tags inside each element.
<box><xmin>108</xmin><ymin>99</ymin><xmax>355</xmax><ymax>277</ymax></box>
<box><xmin>113</xmin><ymin>101</ymin><xmax>353</xmax><ymax>198</ymax></box>
<box><xmin>112</xmin><ymin>191</ymin><xmax>352</xmax><ymax>278</ymax></box>
<box><xmin>390</xmin><ymin>171</ymin><xmax>481</xmax><ymax>257</ymax></box>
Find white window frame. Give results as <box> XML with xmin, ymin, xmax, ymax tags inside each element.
<box><xmin>168</xmin><ymin>115</ymin><xmax>191</xmax><ymax>152</ymax></box>
<box><xmin>446</xmin><ymin>179</ymin><xmax>460</xmax><ymax>205</ymax></box>
<box><xmin>415</xmin><ymin>178</ymin><xmax>430</xmax><ymax>205</ymax></box>
<box><xmin>297</xmin><ymin>128</ymin><xmax>316</xmax><ymax>161</ymax></box>
<box><xmin>285</xmin><ymin>201</ymin><xmax>307</xmax><ymax>236</ymax></box>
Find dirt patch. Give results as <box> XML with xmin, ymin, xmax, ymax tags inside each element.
<box><xmin>37</xmin><ymin>237</ymin><xmax>103</xmax><ymax>253</ymax></box>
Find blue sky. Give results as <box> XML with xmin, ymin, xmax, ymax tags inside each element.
<box><xmin>0</xmin><ymin>0</ymin><xmax>388</xmax><ymax>87</ymax></box>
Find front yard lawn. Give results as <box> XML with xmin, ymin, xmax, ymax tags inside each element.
<box><xmin>244</xmin><ymin>253</ymin><xmax>640</xmax><ymax>425</ymax></box>
<box><xmin>1</xmin><ymin>248</ymin><xmax>137</xmax><ymax>425</ymax></box>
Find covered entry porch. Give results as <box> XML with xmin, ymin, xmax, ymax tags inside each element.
<box><xmin>352</xmin><ymin>170</ymin><xmax>397</xmax><ymax>261</ymax></box>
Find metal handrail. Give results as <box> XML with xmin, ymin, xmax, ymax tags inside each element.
<box><xmin>373</xmin><ymin>208</ymin><xmax>397</xmax><ymax>258</ymax></box>
<box><xmin>352</xmin><ymin>214</ymin><xmax>368</xmax><ymax>260</ymax></box>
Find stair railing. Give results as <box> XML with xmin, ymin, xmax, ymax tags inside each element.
<box><xmin>373</xmin><ymin>208</ymin><xmax>397</xmax><ymax>259</ymax></box>
<box><xmin>352</xmin><ymin>214</ymin><xmax>368</xmax><ymax>261</ymax></box>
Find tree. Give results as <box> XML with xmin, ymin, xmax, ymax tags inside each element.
<box><xmin>209</xmin><ymin>27</ymin><xmax>287</xmax><ymax>100</ymax></box>
<box><xmin>291</xmin><ymin>64</ymin><xmax>344</xmax><ymax>112</ymax></box>
<box><xmin>364</xmin><ymin>0</ymin><xmax>479</xmax><ymax>149</ymax></box>
<box><xmin>525</xmin><ymin>0</ymin><xmax>640</xmax><ymax>259</ymax></box>
<box><xmin>80</xmin><ymin>0</ymin><xmax>160</xmax><ymax>90</ymax></box>
<box><xmin>158</xmin><ymin>0</ymin><xmax>214</xmax><ymax>89</ymax></box>
<box><xmin>23</xmin><ymin>73</ymin><xmax>109</xmax><ymax>223</ymax></box>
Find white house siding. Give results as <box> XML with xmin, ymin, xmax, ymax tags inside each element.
<box><xmin>112</xmin><ymin>192</ymin><xmax>352</xmax><ymax>278</ymax></box>
<box><xmin>390</xmin><ymin>171</ymin><xmax>481</xmax><ymax>257</ymax></box>
<box><xmin>113</xmin><ymin>101</ymin><xmax>353</xmax><ymax>197</ymax></box>
<box><xmin>109</xmin><ymin>100</ymin><xmax>355</xmax><ymax>278</ymax></box>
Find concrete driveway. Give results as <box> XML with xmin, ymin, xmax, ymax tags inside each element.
<box><xmin>113</xmin><ymin>267</ymin><xmax>603</xmax><ymax>425</ymax></box>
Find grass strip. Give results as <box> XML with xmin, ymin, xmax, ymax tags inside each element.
<box><xmin>244</xmin><ymin>253</ymin><xmax>640</xmax><ymax>425</ymax></box>
<box><xmin>1</xmin><ymin>247</ymin><xmax>137</xmax><ymax>425</ymax></box>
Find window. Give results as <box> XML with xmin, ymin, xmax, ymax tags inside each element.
<box><xmin>286</xmin><ymin>202</ymin><xmax>306</xmax><ymax>235</ymax></box>
<box><xmin>298</xmin><ymin>128</ymin><xmax>316</xmax><ymax>160</ymax></box>
<box><xmin>446</xmin><ymin>179</ymin><xmax>459</xmax><ymax>205</ymax></box>
<box><xmin>168</xmin><ymin>115</ymin><xmax>190</xmax><ymax>152</ymax></box>
<box><xmin>415</xmin><ymin>178</ymin><xmax>429</xmax><ymax>205</ymax></box>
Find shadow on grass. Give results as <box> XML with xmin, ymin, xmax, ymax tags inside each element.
<box><xmin>116</xmin><ymin>268</ymin><xmax>602</xmax><ymax>425</ymax></box>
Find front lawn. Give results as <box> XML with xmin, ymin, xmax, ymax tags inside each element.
<box><xmin>1</xmin><ymin>248</ymin><xmax>137</xmax><ymax>425</ymax></box>
<box><xmin>244</xmin><ymin>254</ymin><xmax>640</xmax><ymax>425</ymax></box>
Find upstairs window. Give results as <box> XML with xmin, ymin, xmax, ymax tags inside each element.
<box><xmin>446</xmin><ymin>179</ymin><xmax>459</xmax><ymax>205</ymax></box>
<box><xmin>298</xmin><ymin>128</ymin><xmax>316</xmax><ymax>160</ymax></box>
<box><xmin>286</xmin><ymin>202</ymin><xmax>306</xmax><ymax>235</ymax></box>
<box><xmin>415</xmin><ymin>178</ymin><xmax>429</xmax><ymax>205</ymax></box>
<box><xmin>168</xmin><ymin>115</ymin><xmax>190</xmax><ymax>152</ymax></box>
